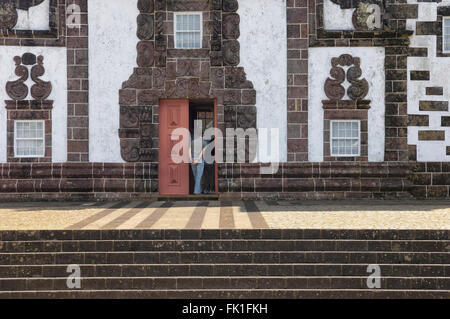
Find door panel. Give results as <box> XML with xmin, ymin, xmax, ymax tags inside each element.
<box><xmin>159</xmin><ymin>99</ymin><xmax>189</xmax><ymax>195</ymax></box>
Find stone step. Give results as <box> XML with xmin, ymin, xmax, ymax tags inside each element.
<box><xmin>1</xmin><ymin>229</ymin><xmax>448</xmax><ymax>241</ymax></box>
<box><xmin>0</xmin><ymin>276</ymin><xmax>449</xmax><ymax>291</ymax></box>
<box><xmin>0</xmin><ymin>251</ymin><xmax>448</xmax><ymax>265</ymax></box>
<box><xmin>1</xmin><ymin>240</ymin><xmax>448</xmax><ymax>253</ymax></box>
<box><xmin>0</xmin><ymin>264</ymin><xmax>448</xmax><ymax>278</ymax></box>
<box><xmin>0</xmin><ymin>289</ymin><xmax>449</xmax><ymax>299</ymax></box>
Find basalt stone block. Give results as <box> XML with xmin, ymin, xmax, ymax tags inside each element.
<box><xmin>410</xmin><ymin>71</ymin><xmax>430</xmax><ymax>81</ymax></box>
<box><xmin>137</xmin><ymin>14</ymin><xmax>154</xmax><ymax>40</ymax></box>
<box><xmin>237</xmin><ymin>106</ymin><xmax>256</xmax><ymax>129</ymax></box>
<box><xmin>425</xmin><ymin>87</ymin><xmax>443</xmax><ymax>96</ymax></box>
<box><xmin>415</xmin><ymin>21</ymin><xmax>440</xmax><ymax>35</ymax></box>
<box><xmin>441</xmin><ymin>116</ymin><xmax>450</xmax><ymax>126</ymax></box>
<box><xmin>408</xmin><ymin>114</ymin><xmax>429</xmax><ymax>126</ymax></box>
<box><xmin>138</xmin><ymin>0</ymin><xmax>154</xmax><ymax>13</ymax></box>
<box><xmin>223</xmin><ymin>0</ymin><xmax>238</xmax><ymax>12</ymax></box>
<box><xmin>242</xmin><ymin>89</ymin><xmax>256</xmax><ymax>105</ymax></box>
<box><xmin>419</xmin><ymin>101</ymin><xmax>448</xmax><ymax>112</ymax></box>
<box><xmin>223</xmin><ymin>40</ymin><xmax>240</xmax><ymax>66</ymax></box>
<box><xmin>222</xmin><ymin>13</ymin><xmax>240</xmax><ymax>39</ymax></box>
<box><xmin>418</xmin><ymin>130</ymin><xmax>445</xmax><ymax>141</ymax></box>
<box><xmin>137</xmin><ymin>41</ymin><xmax>154</xmax><ymax>67</ymax></box>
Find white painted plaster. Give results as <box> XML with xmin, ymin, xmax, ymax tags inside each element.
<box><xmin>407</xmin><ymin>0</ymin><xmax>450</xmax><ymax>161</ymax></box>
<box><xmin>15</xmin><ymin>0</ymin><xmax>50</xmax><ymax>31</ymax></box>
<box><xmin>238</xmin><ymin>0</ymin><xmax>287</xmax><ymax>162</ymax></box>
<box><xmin>0</xmin><ymin>46</ymin><xmax>67</xmax><ymax>163</ymax></box>
<box><xmin>89</xmin><ymin>0</ymin><xmax>139</xmax><ymax>163</ymax></box>
<box><xmin>308</xmin><ymin>47</ymin><xmax>385</xmax><ymax>162</ymax></box>
<box><xmin>324</xmin><ymin>0</ymin><xmax>355</xmax><ymax>30</ymax></box>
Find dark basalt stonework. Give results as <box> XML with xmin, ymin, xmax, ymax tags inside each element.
<box><xmin>0</xmin><ymin>0</ymin><xmax>46</xmax><ymax>30</ymax></box>
<box><xmin>119</xmin><ymin>0</ymin><xmax>257</xmax><ymax>163</ymax></box>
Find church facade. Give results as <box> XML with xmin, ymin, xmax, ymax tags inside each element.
<box><xmin>0</xmin><ymin>0</ymin><xmax>449</xmax><ymax>200</ymax></box>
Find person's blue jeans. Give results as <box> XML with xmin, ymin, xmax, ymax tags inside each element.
<box><xmin>191</xmin><ymin>161</ymin><xmax>205</xmax><ymax>195</ymax></box>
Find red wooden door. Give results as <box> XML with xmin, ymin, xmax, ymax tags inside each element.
<box><xmin>158</xmin><ymin>99</ymin><xmax>190</xmax><ymax>195</ymax></box>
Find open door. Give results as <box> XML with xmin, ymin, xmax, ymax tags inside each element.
<box><xmin>158</xmin><ymin>99</ymin><xmax>189</xmax><ymax>195</ymax></box>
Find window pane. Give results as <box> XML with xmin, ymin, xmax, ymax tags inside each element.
<box><xmin>330</xmin><ymin>121</ymin><xmax>360</xmax><ymax>156</ymax></box>
<box><xmin>15</xmin><ymin>121</ymin><xmax>45</xmax><ymax>157</ymax></box>
<box><xmin>444</xmin><ymin>18</ymin><xmax>450</xmax><ymax>28</ymax></box>
<box><xmin>16</xmin><ymin>139</ymin><xmax>44</xmax><ymax>157</ymax></box>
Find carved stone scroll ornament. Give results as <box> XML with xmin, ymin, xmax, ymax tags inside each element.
<box><xmin>324</xmin><ymin>58</ymin><xmax>346</xmax><ymax>101</ymax></box>
<box><xmin>6</xmin><ymin>56</ymin><xmax>29</xmax><ymax>101</ymax></box>
<box><xmin>324</xmin><ymin>54</ymin><xmax>368</xmax><ymax>101</ymax></box>
<box><xmin>346</xmin><ymin>58</ymin><xmax>369</xmax><ymax>101</ymax></box>
<box><xmin>223</xmin><ymin>40</ymin><xmax>240</xmax><ymax>66</ymax></box>
<box><xmin>137</xmin><ymin>14</ymin><xmax>154</xmax><ymax>40</ymax></box>
<box><xmin>30</xmin><ymin>56</ymin><xmax>52</xmax><ymax>100</ymax></box>
<box><xmin>223</xmin><ymin>0</ymin><xmax>238</xmax><ymax>12</ymax></box>
<box><xmin>137</xmin><ymin>0</ymin><xmax>154</xmax><ymax>13</ymax></box>
<box><xmin>223</xmin><ymin>13</ymin><xmax>240</xmax><ymax>39</ymax></box>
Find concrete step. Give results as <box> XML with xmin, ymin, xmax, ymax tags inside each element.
<box><xmin>0</xmin><ymin>276</ymin><xmax>449</xmax><ymax>291</ymax></box>
<box><xmin>1</xmin><ymin>240</ymin><xmax>448</xmax><ymax>253</ymax></box>
<box><xmin>1</xmin><ymin>229</ymin><xmax>448</xmax><ymax>241</ymax></box>
<box><xmin>0</xmin><ymin>264</ymin><xmax>448</xmax><ymax>278</ymax></box>
<box><xmin>0</xmin><ymin>251</ymin><xmax>448</xmax><ymax>265</ymax></box>
<box><xmin>0</xmin><ymin>289</ymin><xmax>449</xmax><ymax>299</ymax></box>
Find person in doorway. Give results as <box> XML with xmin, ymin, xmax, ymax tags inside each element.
<box><xmin>189</xmin><ymin>129</ymin><xmax>209</xmax><ymax>195</ymax></box>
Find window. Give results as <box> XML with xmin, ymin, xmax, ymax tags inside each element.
<box><xmin>330</xmin><ymin>121</ymin><xmax>360</xmax><ymax>157</ymax></box>
<box><xmin>444</xmin><ymin>17</ymin><xmax>450</xmax><ymax>53</ymax></box>
<box><xmin>174</xmin><ymin>13</ymin><xmax>202</xmax><ymax>49</ymax></box>
<box><xmin>14</xmin><ymin>120</ymin><xmax>45</xmax><ymax>158</ymax></box>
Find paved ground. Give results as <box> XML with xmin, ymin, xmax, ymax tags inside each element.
<box><xmin>0</xmin><ymin>200</ymin><xmax>448</xmax><ymax>230</ymax></box>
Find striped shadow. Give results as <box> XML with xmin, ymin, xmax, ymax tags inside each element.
<box><xmin>100</xmin><ymin>201</ymin><xmax>154</xmax><ymax>230</ymax></box>
<box><xmin>219</xmin><ymin>201</ymin><xmax>235</xmax><ymax>229</ymax></box>
<box><xmin>243</xmin><ymin>201</ymin><xmax>269</xmax><ymax>229</ymax></box>
<box><xmin>134</xmin><ymin>202</ymin><xmax>174</xmax><ymax>229</ymax></box>
<box><xmin>184</xmin><ymin>201</ymin><xmax>210</xmax><ymax>229</ymax></box>
<box><xmin>65</xmin><ymin>201</ymin><xmax>132</xmax><ymax>230</ymax></box>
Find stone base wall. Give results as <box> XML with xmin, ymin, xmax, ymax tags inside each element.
<box><xmin>0</xmin><ymin>161</ymin><xmax>447</xmax><ymax>201</ymax></box>
<box><xmin>409</xmin><ymin>162</ymin><xmax>450</xmax><ymax>199</ymax></box>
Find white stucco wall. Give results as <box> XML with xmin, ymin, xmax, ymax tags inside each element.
<box><xmin>238</xmin><ymin>0</ymin><xmax>287</xmax><ymax>162</ymax></box>
<box><xmin>15</xmin><ymin>0</ymin><xmax>50</xmax><ymax>31</ymax></box>
<box><xmin>308</xmin><ymin>47</ymin><xmax>385</xmax><ymax>162</ymax></box>
<box><xmin>407</xmin><ymin>0</ymin><xmax>450</xmax><ymax>162</ymax></box>
<box><xmin>324</xmin><ymin>0</ymin><xmax>355</xmax><ymax>30</ymax></box>
<box><xmin>0</xmin><ymin>46</ymin><xmax>67</xmax><ymax>163</ymax></box>
<box><xmin>89</xmin><ymin>0</ymin><xmax>287</xmax><ymax>163</ymax></box>
<box><xmin>89</xmin><ymin>0</ymin><xmax>139</xmax><ymax>163</ymax></box>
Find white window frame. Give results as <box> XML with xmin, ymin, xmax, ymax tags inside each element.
<box><xmin>14</xmin><ymin>120</ymin><xmax>45</xmax><ymax>158</ymax></box>
<box><xmin>330</xmin><ymin>120</ymin><xmax>361</xmax><ymax>157</ymax></box>
<box><xmin>174</xmin><ymin>12</ymin><xmax>203</xmax><ymax>49</ymax></box>
<box><xmin>443</xmin><ymin>17</ymin><xmax>450</xmax><ymax>53</ymax></box>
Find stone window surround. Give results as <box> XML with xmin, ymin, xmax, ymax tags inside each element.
<box><xmin>322</xmin><ymin>100</ymin><xmax>369</xmax><ymax>162</ymax></box>
<box><xmin>0</xmin><ymin>0</ymin><xmax>65</xmax><ymax>47</ymax></box>
<box><xmin>6</xmin><ymin>100</ymin><xmax>53</xmax><ymax>163</ymax></box>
